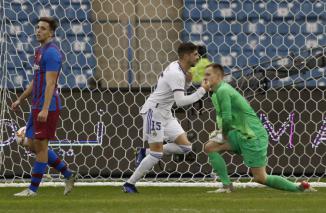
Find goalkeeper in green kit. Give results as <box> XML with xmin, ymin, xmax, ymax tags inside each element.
<box><xmin>203</xmin><ymin>63</ymin><xmax>316</xmax><ymax>193</ymax></box>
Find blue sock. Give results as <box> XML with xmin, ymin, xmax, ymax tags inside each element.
<box><xmin>48</xmin><ymin>149</ymin><xmax>72</xmax><ymax>179</ymax></box>
<box><xmin>29</xmin><ymin>161</ymin><xmax>47</xmax><ymax>192</ymax></box>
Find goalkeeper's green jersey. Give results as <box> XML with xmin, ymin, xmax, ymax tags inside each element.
<box><xmin>211</xmin><ymin>81</ymin><xmax>267</xmax><ymax>139</ymax></box>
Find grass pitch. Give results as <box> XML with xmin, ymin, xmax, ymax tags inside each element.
<box><xmin>0</xmin><ymin>186</ymin><xmax>324</xmax><ymax>213</ymax></box>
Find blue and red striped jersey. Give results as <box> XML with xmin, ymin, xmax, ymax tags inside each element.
<box><xmin>32</xmin><ymin>41</ymin><xmax>62</xmax><ymax>111</ymax></box>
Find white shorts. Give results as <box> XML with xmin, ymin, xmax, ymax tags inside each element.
<box><xmin>142</xmin><ymin>108</ymin><xmax>185</xmax><ymax>143</ymax></box>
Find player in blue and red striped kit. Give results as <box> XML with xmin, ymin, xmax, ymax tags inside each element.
<box><xmin>11</xmin><ymin>17</ymin><xmax>76</xmax><ymax>197</ymax></box>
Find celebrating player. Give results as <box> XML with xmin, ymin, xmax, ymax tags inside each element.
<box><xmin>11</xmin><ymin>17</ymin><xmax>76</xmax><ymax>197</ymax></box>
<box><xmin>122</xmin><ymin>42</ymin><xmax>210</xmax><ymax>193</ymax></box>
<box><xmin>203</xmin><ymin>63</ymin><xmax>316</xmax><ymax>193</ymax></box>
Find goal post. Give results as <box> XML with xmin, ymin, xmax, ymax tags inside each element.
<box><xmin>0</xmin><ymin>0</ymin><xmax>325</xmax><ymax>187</ymax></box>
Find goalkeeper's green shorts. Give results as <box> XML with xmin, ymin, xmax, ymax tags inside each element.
<box><xmin>227</xmin><ymin>130</ymin><xmax>268</xmax><ymax>168</ymax></box>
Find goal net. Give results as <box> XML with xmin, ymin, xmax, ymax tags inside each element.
<box><xmin>0</xmin><ymin>0</ymin><xmax>325</xmax><ymax>187</ymax></box>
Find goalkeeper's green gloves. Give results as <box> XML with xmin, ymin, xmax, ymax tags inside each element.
<box><xmin>209</xmin><ymin>129</ymin><xmax>226</xmax><ymax>144</ymax></box>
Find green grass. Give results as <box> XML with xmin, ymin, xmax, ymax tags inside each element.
<box><xmin>0</xmin><ymin>186</ymin><xmax>324</xmax><ymax>213</ymax></box>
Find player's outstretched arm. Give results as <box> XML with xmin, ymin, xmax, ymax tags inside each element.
<box><xmin>173</xmin><ymin>79</ymin><xmax>210</xmax><ymax>107</ymax></box>
<box><xmin>11</xmin><ymin>80</ymin><xmax>34</xmax><ymax>111</ymax></box>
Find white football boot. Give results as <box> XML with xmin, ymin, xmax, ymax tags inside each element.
<box><xmin>14</xmin><ymin>188</ymin><xmax>37</xmax><ymax>197</ymax></box>
<box><xmin>64</xmin><ymin>171</ymin><xmax>77</xmax><ymax>195</ymax></box>
<box><xmin>207</xmin><ymin>183</ymin><xmax>234</xmax><ymax>193</ymax></box>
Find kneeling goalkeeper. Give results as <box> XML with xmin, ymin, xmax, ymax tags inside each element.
<box><xmin>204</xmin><ymin>63</ymin><xmax>315</xmax><ymax>193</ymax></box>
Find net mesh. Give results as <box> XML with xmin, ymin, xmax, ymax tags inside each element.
<box><xmin>0</xmin><ymin>0</ymin><xmax>325</xmax><ymax>184</ymax></box>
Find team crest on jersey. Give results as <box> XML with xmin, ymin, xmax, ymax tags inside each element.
<box><xmin>151</xmin><ymin>131</ymin><xmax>157</xmax><ymax>137</ymax></box>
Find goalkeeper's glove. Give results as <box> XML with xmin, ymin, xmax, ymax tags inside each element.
<box><xmin>209</xmin><ymin>129</ymin><xmax>226</xmax><ymax>144</ymax></box>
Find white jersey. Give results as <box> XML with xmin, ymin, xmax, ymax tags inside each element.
<box><xmin>140</xmin><ymin>61</ymin><xmax>188</xmax><ymax>114</ymax></box>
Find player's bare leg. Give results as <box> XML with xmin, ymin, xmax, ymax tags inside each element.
<box><xmin>250</xmin><ymin>167</ymin><xmax>267</xmax><ymax>184</ymax></box>
<box><xmin>29</xmin><ymin>139</ymin><xmax>48</xmax><ymax>163</ymax></box>
<box><xmin>27</xmin><ymin>138</ymin><xmax>35</xmax><ymax>151</ymax></box>
<box><xmin>204</xmin><ymin>140</ymin><xmax>231</xmax><ymax>153</ymax></box>
<box><xmin>163</xmin><ymin>133</ymin><xmax>192</xmax><ymax>155</ymax></box>
<box><xmin>135</xmin><ymin>133</ymin><xmax>192</xmax><ymax>168</ymax></box>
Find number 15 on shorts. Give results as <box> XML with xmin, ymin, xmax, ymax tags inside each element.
<box><xmin>151</xmin><ymin>121</ymin><xmax>161</xmax><ymax>131</ymax></box>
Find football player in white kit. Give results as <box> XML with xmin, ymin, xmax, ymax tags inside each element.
<box><xmin>123</xmin><ymin>42</ymin><xmax>210</xmax><ymax>193</ymax></box>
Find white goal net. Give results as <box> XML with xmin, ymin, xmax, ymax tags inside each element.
<box><xmin>0</xmin><ymin>0</ymin><xmax>325</xmax><ymax>187</ymax></box>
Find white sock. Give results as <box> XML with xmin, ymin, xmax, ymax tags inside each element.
<box><xmin>163</xmin><ymin>143</ymin><xmax>192</xmax><ymax>155</ymax></box>
<box><xmin>127</xmin><ymin>151</ymin><xmax>162</xmax><ymax>185</ymax></box>
<box><xmin>145</xmin><ymin>149</ymin><xmax>150</xmax><ymax>155</ymax></box>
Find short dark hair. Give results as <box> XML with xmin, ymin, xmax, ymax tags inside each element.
<box><xmin>197</xmin><ymin>45</ymin><xmax>207</xmax><ymax>58</ymax></box>
<box><xmin>206</xmin><ymin>63</ymin><xmax>224</xmax><ymax>75</ymax></box>
<box><xmin>177</xmin><ymin>42</ymin><xmax>198</xmax><ymax>58</ymax></box>
<box><xmin>37</xmin><ymin>17</ymin><xmax>58</xmax><ymax>32</ymax></box>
